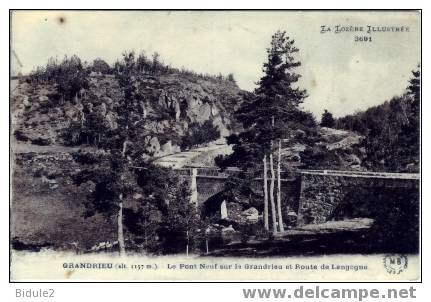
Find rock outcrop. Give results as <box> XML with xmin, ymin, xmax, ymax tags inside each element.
<box><xmin>281</xmin><ymin>127</ymin><xmax>366</xmax><ymax>171</ymax></box>
<box><xmin>11</xmin><ymin>72</ymin><xmax>245</xmax><ymax>156</ymax></box>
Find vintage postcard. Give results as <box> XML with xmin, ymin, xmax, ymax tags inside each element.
<box><xmin>10</xmin><ymin>10</ymin><xmax>421</xmax><ymax>281</ymax></box>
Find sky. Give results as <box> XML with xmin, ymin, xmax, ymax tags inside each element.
<box><xmin>11</xmin><ymin>10</ymin><xmax>421</xmax><ymax>118</ymax></box>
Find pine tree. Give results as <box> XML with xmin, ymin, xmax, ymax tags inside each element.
<box><xmin>74</xmin><ymin>51</ymin><xmax>150</xmax><ymax>255</ymax></box>
<box><xmin>72</xmin><ymin>151</ymin><xmax>135</xmax><ymax>256</ymax></box>
<box><xmin>218</xmin><ymin>30</ymin><xmax>308</xmax><ymax>233</ymax></box>
<box><xmin>407</xmin><ymin>65</ymin><xmax>420</xmax><ymax>117</ymax></box>
<box><xmin>115</xmin><ymin>51</ymin><xmax>144</xmax><ymax>254</ymax></box>
<box><xmin>256</xmin><ymin>30</ymin><xmax>308</xmax><ymax>232</ymax></box>
<box><xmin>320</xmin><ymin>109</ymin><xmax>335</xmax><ymax>128</ymax></box>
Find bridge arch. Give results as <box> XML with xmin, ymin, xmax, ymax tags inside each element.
<box><xmin>297</xmin><ymin>170</ymin><xmax>420</xmax><ymax>225</ymax></box>
<box><xmin>176</xmin><ymin>167</ymin><xmax>419</xmax><ymax>230</ymax></box>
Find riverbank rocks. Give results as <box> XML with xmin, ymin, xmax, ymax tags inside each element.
<box><xmin>242</xmin><ymin>207</ymin><xmax>259</xmax><ymax>223</ymax></box>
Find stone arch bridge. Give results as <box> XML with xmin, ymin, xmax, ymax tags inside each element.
<box><xmin>176</xmin><ymin>167</ymin><xmax>420</xmax><ymax>225</ymax></box>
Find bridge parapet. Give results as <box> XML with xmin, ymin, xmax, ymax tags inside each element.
<box><xmin>174</xmin><ymin>167</ymin><xmax>419</xmax><ymax>225</ymax></box>
<box><xmin>176</xmin><ymin>166</ymin><xmax>241</xmax><ymax>178</ymax></box>
<box><xmin>300</xmin><ymin>169</ymin><xmax>420</xmax><ymax>180</ymax></box>
<box><xmin>297</xmin><ymin>171</ymin><xmax>419</xmax><ymax>225</ymax></box>
<box><xmin>176</xmin><ymin>166</ymin><xmax>297</xmax><ymax>206</ymax></box>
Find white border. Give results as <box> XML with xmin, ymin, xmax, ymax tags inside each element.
<box><xmin>1</xmin><ymin>1</ymin><xmax>429</xmax><ymax>301</ymax></box>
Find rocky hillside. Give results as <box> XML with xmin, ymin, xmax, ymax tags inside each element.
<box><xmin>10</xmin><ymin>69</ymin><xmax>246</xmax><ymax>250</ymax></box>
<box><xmin>10</xmin><ymin>71</ymin><xmax>367</xmax><ymax>251</ymax></box>
<box><xmin>11</xmin><ymin>71</ymin><xmax>245</xmax><ymax>157</ymax></box>
<box><xmin>280</xmin><ymin>127</ymin><xmax>366</xmax><ymax>171</ymax></box>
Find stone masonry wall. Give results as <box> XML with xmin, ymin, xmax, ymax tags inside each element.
<box><xmin>297</xmin><ymin>174</ymin><xmax>344</xmax><ymax>225</ymax></box>
<box><xmin>297</xmin><ymin>173</ymin><xmax>420</xmax><ymax>225</ymax></box>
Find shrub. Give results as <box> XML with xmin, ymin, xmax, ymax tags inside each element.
<box><xmin>238</xmin><ymin>223</ymin><xmax>260</xmax><ymax>244</ymax></box>
<box><xmin>181</xmin><ymin>120</ymin><xmax>220</xmax><ymax>150</ymax></box>
<box><xmin>14</xmin><ymin>130</ymin><xmax>28</xmax><ymax>142</ymax></box>
<box><xmin>91</xmin><ymin>58</ymin><xmax>111</xmax><ymax>74</ymax></box>
<box><xmin>72</xmin><ymin>150</ymin><xmax>103</xmax><ymax>165</ymax></box>
<box><xmin>60</xmin><ymin>121</ymin><xmax>83</xmax><ymax>146</ymax></box>
<box><xmin>28</xmin><ymin>55</ymin><xmax>88</xmax><ymax>103</ymax></box>
<box><xmin>255</xmin><ymin>228</ymin><xmax>273</xmax><ymax>240</ymax></box>
<box><xmin>31</xmin><ymin>137</ymin><xmax>52</xmax><ymax>146</ymax></box>
<box><xmin>320</xmin><ymin>109</ymin><xmax>335</xmax><ymax>128</ymax></box>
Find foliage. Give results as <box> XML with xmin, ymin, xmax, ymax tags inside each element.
<box><xmin>238</xmin><ymin>223</ymin><xmax>262</xmax><ymax>244</ymax></box>
<box><xmin>113</xmin><ymin>50</ymin><xmax>238</xmax><ymax>86</ymax></box>
<box><xmin>24</xmin><ymin>50</ymin><xmax>243</xmax><ymax>254</ymax></box>
<box><xmin>407</xmin><ymin>65</ymin><xmax>420</xmax><ymax>116</ymax></box>
<box><xmin>335</xmin><ymin>67</ymin><xmax>420</xmax><ymax>172</ymax></box>
<box><xmin>369</xmin><ymin>187</ymin><xmax>419</xmax><ymax>253</ymax></box>
<box><xmin>14</xmin><ymin>129</ymin><xmax>29</xmax><ymax>142</ymax></box>
<box><xmin>217</xmin><ymin>30</ymin><xmax>312</xmax><ymax>170</ymax></box>
<box><xmin>72</xmin><ymin>149</ymin><xmax>105</xmax><ymax>165</ymax></box>
<box><xmin>320</xmin><ymin>109</ymin><xmax>335</xmax><ymax>128</ymax></box>
<box><xmin>67</xmin><ymin>48</ymin><xmax>216</xmax><ymax>253</ymax></box>
<box><xmin>111</xmin><ymin>51</ymin><xmax>155</xmax><ymax>159</ymax></box>
<box><xmin>215</xmin><ymin>30</ymin><xmax>315</xmax><ymax>234</ymax></box>
<box><xmin>255</xmin><ymin>227</ymin><xmax>274</xmax><ymax>240</ymax></box>
<box><xmin>134</xmin><ymin>162</ymin><xmax>179</xmax><ymax>210</ymax></box>
<box><xmin>29</xmin><ymin>55</ymin><xmax>89</xmax><ymax>103</ymax></box>
<box><xmin>180</xmin><ymin>120</ymin><xmax>221</xmax><ymax>150</ymax></box>
<box><xmin>159</xmin><ymin>181</ymin><xmax>207</xmax><ymax>254</ymax></box>
<box><xmin>31</xmin><ymin>137</ymin><xmax>52</xmax><ymax>146</ymax></box>
<box><xmin>72</xmin><ymin>151</ymin><xmax>134</xmax><ymax>219</ymax></box>
<box><xmin>68</xmin><ymin>51</ymin><xmax>215</xmax><ymax>253</ymax></box>
<box><xmin>227</xmin><ymin>73</ymin><xmax>236</xmax><ymax>84</ymax></box>
<box><xmin>299</xmin><ymin>145</ymin><xmax>340</xmax><ymax>169</ymax></box>
<box><xmin>84</xmin><ymin>112</ymin><xmax>108</xmax><ymax>146</ymax></box>
<box><xmin>123</xmin><ymin>201</ymin><xmax>162</xmax><ymax>253</ymax></box>
<box><xmin>60</xmin><ymin>120</ymin><xmax>83</xmax><ymax>146</ymax></box>
<box><xmin>91</xmin><ymin>58</ymin><xmax>111</xmax><ymax>74</ymax></box>
<box><xmin>72</xmin><ymin>151</ymin><xmax>202</xmax><ymax>253</ymax></box>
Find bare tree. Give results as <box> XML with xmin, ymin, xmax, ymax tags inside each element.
<box><xmin>117</xmin><ymin>194</ymin><xmax>126</xmax><ymax>255</ymax></box>
<box><xmin>277</xmin><ymin>139</ymin><xmax>285</xmax><ymax>232</ymax></box>
<box><xmin>263</xmin><ymin>155</ymin><xmax>269</xmax><ymax>230</ymax></box>
<box><xmin>269</xmin><ymin>149</ymin><xmax>278</xmax><ymax>233</ymax></box>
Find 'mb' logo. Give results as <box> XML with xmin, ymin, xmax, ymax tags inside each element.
<box><xmin>383</xmin><ymin>254</ymin><xmax>408</xmax><ymax>274</ymax></box>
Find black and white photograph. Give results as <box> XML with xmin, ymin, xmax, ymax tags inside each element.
<box><xmin>9</xmin><ymin>10</ymin><xmax>421</xmax><ymax>281</ymax></box>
